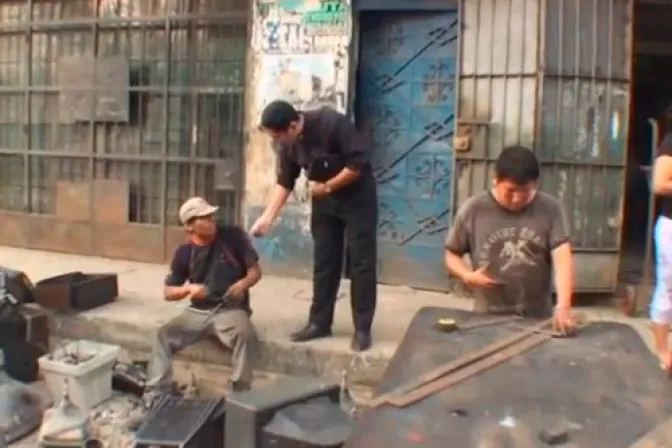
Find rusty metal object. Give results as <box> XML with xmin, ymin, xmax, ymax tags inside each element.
<box><xmin>345</xmin><ymin>308</ymin><xmax>672</xmax><ymax>448</ymax></box>
<box><xmin>456</xmin><ymin>315</ymin><xmax>521</xmax><ymax>331</ymax></box>
<box><xmin>435</xmin><ymin>315</ymin><xmax>520</xmax><ymax>333</ymax></box>
<box><xmin>369</xmin><ymin>318</ymin><xmax>553</xmax><ymax>408</ymax></box>
<box><xmin>34</xmin><ymin>273</ymin><xmax>118</xmax><ymax>313</ymax></box>
<box><xmin>508</xmin><ymin>324</ymin><xmax>574</xmax><ymax>338</ymax></box>
<box><xmin>388</xmin><ymin>332</ymin><xmax>551</xmax><ymax>408</ymax></box>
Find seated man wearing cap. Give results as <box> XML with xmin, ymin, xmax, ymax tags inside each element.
<box><xmin>144</xmin><ymin>197</ymin><xmax>261</xmax><ymax>403</ymax></box>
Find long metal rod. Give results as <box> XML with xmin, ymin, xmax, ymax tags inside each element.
<box><xmin>160</xmin><ymin>6</ymin><xmax>173</xmax><ymax>260</ymax></box>
<box><xmin>187</xmin><ymin>0</ymin><xmax>198</xmax><ymax>198</ymax></box>
<box><xmin>0</xmin><ymin>86</ymin><xmax>244</xmax><ymax>94</ymax></box>
<box><xmin>0</xmin><ymin>149</ymin><xmax>235</xmax><ymax>164</ymax></box>
<box><xmin>88</xmin><ymin>0</ymin><xmax>101</xmax><ymax>250</ymax></box>
<box><xmin>369</xmin><ymin>318</ymin><xmax>553</xmax><ymax>408</ymax></box>
<box><xmin>388</xmin><ymin>332</ymin><xmax>551</xmax><ymax>408</ymax></box>
<box><xmin>22</xmin><ymin>0</ymin><xmax>33</xmax><ymax>213</ymax></box>
<box><xmin>0</xmin><ymin>13</ymin><xmax>247</xmax><ymax>32</ymax></box>
<box><xmin>455</xmin><ymin>315</ymin><xmax>521</xmax><ymax>331</ymax></box>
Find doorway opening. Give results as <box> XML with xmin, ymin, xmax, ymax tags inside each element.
<box><xmin>619</xmin><ymin>1</ymin><xmax>672</xmax><ymax>286</ymax></box>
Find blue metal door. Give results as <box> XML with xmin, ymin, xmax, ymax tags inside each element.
<box><xmin>356</xmin><ymin>11</ymin><xmax>458</xmax><ymax>291</ymax></box>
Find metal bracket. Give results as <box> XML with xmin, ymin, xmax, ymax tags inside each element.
<box><xmin>454</xmin><ymin>118</ymin><xmax>489</xmax><ymax>152</ymax></box>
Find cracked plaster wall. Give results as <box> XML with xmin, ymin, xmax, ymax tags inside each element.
<box><xmin>243</xmin><ymin>0</ymin><xmax>352</xmax><ymax>277</ymax></box>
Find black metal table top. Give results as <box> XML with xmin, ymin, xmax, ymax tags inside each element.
<box><xmin>345</xmin><ymin>307</ymin><xmax>672</xmax><ymax>448</ymax></box>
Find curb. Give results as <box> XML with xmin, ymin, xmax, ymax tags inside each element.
<box><xmin>48</xmin><ymin>309</ymin><xmax>391</xmax><ymax>387</ymax></box>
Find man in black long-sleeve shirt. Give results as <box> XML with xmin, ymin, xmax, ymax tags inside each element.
<box><xmin>250</xmin><ymin>100</ymin><xmax>378</xmax><ymax>351</ymax></box>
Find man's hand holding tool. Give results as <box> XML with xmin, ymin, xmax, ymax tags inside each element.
<box><xmin>463</xmin><ymin>263</ymin><xmax>502</xmax><ymax>289</ymax></box>
<box><xmin>225</xmin><ymin>281</ymin><xmax>247</xmax><ymax>301</ymax></box>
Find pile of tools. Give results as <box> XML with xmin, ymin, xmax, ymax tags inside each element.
<box><xmin>368</xmin><ymin>316</ymin><xmax>579</xmax><ymax>409</ymax></box>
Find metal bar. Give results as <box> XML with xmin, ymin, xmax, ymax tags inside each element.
<box><xmin>486</xmin><ymin>0</ymin><xmax>496</xmax><ymax>173</ymax></box>
<box><xmin>88</xmin><ymin>0</ymin><xmax>100</xmax><ymax>249</ymax></box>
<box><xmin>369</xmin><ymin>318</ymin><xmax>553</xmax><ymax>408</ymax></box>
<box><xmin>161</xmin><ymin>6</ymin><xmax>172</xmax><ymax>260</ymax></box>
<box><xmin>571</xmin><ymin>0</ymin><xmax>582</xmax><ymax>246</ymax></box>
<box><xmin>581</xmin><ymin>0</ymin><xmax>599</xmax><ymax>248</ymax></box>
<box><xmin>0</xmin><ymin>13</ymin><xmax>247</xmax><ymax>32</ymax></box>
<box><xmin>138</xmin><ymin>20</ymin><xmax>147</xmax><ymax>158</ymax></box>
<box><xmin>517</xmin><ymin>0</ymin><xmax>527</xmax><ymax>145</ymax></box>
<box><xmin>552</xmin><ymin>0</ymin><xmax>564</xmax><ymax>221</ymax></box>
<box><xmin>456</xmin><ymin>315</ymin><xmax>521</xmax><ymax>331</ymax></box>
<box><xmin>188</xmin><ymin>0</ymin><xmax>197</xmax><ymax>197</ymax></box>
<box><xmin>0</xmin><ymin>86</ymin><xmax>244</xmax><ymax>94</ymax></box>
<box><xmin>615</xmin><ymin>0</ymin><xmax>634</xmax><ymax>255</ymax></box>
<box><xmin>533</xmin><ymin>0</ymin><xmax>546</xmax><ymax>157</ymax></box>
<box><xmin>500</xmin><ymin>0</ymin><xmax>512</xmax><ymax>151</ymax></box>
<box><xmin>597</xmin><ymin>0</ymin><xmax>612</xmax><ymax>251</ymax></box>
<box><xmin>387</xmin><ymin>332</ymin><xmax>551</xmax><ymax>408</ymax></box>
<box><xmin>458</xmin><ymin>72</ymin><xmax>628</xmax><ymax>83</ymax></box>
<box><xmin>452</xmin><ymin>156</ymin><xmax>627</xmax><ymax>168</ymax></box>
<box><xmin>508</xmin><ymin>324</ymin><xmax>570</xmax><ymax>338</ymax></box>
<box><xmin>0</xmin><ymin>148</ymin><xmax>234</xmax><ymax>164</ymax></box>
<box><xmin>22</xmin><ymin>0</ymin><xmax>33</xmax><ymax>213</ymax></box>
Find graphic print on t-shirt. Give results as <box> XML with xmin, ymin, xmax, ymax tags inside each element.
<box><xmin>477</xmin><ymin>226</ymin><xmax>543</xmax><ymax>279</ymax></box>
<box><xmin>444</xmin><ymin>191</ymin><xmax>568</xmax><ymax>317</ymax></box>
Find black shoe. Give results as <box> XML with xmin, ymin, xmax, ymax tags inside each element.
<box><xmin>290</xmin><ymin>323</ymin><xmax>332</xmax><ymax>342</ymax></box>
<box><xmin>351</xmin><ymin>332</ymin><xmax>372</xmax><ymax>352</ymax></box>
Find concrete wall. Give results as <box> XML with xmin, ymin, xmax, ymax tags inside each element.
<box><xmin>244</xmin><ymin>0</ymin><xmax>353</xmax><ymax>277</ymax></box>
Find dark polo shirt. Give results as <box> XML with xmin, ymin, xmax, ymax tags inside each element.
<box><xmin>275</xmin><ymin>106</ymin><xmax>372</xmax><ymax>193</ymax></box>
<box><xmin>164</xmin><ymin>225</ymin><xmax>259</xmax><ymax>312</ymax></box>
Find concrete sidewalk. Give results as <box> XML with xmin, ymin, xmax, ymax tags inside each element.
<box><xmin>0</xmin><ymin>246</ymin><xmax>655</xmax><ymax>386</ymax></box>
<box><xmin>0</xmin><ymin>246</ymin><xmax>472</xmax><ymax>385</ymax></box>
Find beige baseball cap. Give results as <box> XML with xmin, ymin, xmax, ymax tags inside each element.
<box><xmin>178</xmin><ymin>197</ymin><xmax>219</xmax><ymax>224</ymax></box>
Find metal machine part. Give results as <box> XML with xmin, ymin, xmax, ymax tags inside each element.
<box><xmin>0</xmin><ymin>349</ymin><xmax>43</xmax><ymax>444</ymax></box>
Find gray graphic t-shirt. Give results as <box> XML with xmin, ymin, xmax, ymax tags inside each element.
<box><xmin>444</xmin><ymin>191</ymin><xmax>570</xmax><ymax>317</ymax></box>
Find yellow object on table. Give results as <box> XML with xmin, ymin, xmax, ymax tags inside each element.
<box><xmin>435</xmin><ymin>318</ymin><xmax>458</xmax><ymax>332</ymax></box>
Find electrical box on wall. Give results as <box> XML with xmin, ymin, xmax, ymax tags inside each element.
<box><xmin>57</xmin><ymin>55</ymin><xmax>130</xmax><ymax>123</ymax></box>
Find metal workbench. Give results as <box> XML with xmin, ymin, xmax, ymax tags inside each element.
<box><xmin>344</xmin><ymin>307</ymin><xmax>672</xmax><ymax>448</ymax></box>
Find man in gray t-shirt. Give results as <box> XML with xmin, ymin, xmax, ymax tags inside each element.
<box><xmin>444</xmin><ymin>146</ymin><xmax>575</xmax><ymax>330</ymax></box>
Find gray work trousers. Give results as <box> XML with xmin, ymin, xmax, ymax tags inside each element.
<box><xmin>146</xmin><ymin>307</ymin><xmax>258</xmax><ymax>389</ymax></box>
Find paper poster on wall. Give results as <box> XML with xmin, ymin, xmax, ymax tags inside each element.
<box><xmin>257</xmin><ymin>53</ymin><xmax>345</xmax><ymax>112</ymax></box>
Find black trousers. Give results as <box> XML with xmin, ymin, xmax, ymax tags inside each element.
<box><xmin>309</xmin><ymin>173</ymin><xmax>378</xmax><ymax>333</ymax></box>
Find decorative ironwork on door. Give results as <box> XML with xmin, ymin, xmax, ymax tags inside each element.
<box><xmin>356</xmin><ymin>11</ymin><xmax>458</xmax><ymax>291</ymax></box>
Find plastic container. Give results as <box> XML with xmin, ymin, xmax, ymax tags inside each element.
<box><xmin>38</xmin><ymin>340</ymin><xmax>120</xmax><ymax>411</ymax></box>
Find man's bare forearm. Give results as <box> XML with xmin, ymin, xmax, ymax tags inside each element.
<box><xmin>164</xmin><ymin>286</ymin><xmax>189</xmax><ymax>302</ymax></box>
<box><xmin>239</xmin><ymin>264</ymin><xmax>262</xmax><ymax>290</ymax></box>
<box><xmin>265</xmin><ymin>185</ymin><xmax>291</xmax><ymax>220</ymax></box>
<box><xmin>444</xmin><ymin>250</ymin><xmax>472</xmax><ymax>281</ymax></box>
<box><xmin>552</xmin><ymin>242</ymin><xmax>574</xmax><ymax>308</ymax></box>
